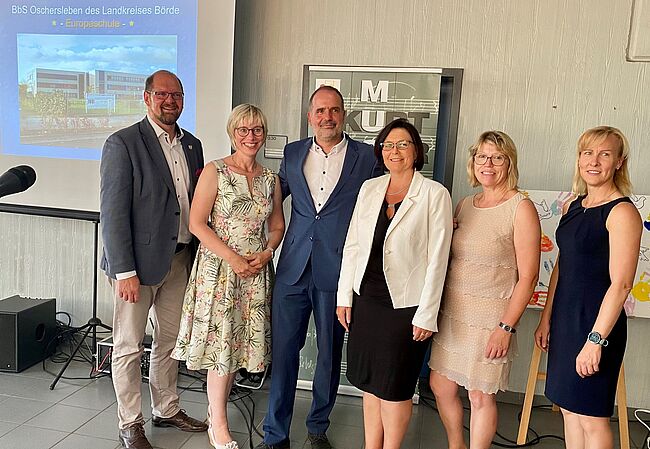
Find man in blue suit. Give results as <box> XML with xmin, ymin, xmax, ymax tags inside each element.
<box><xmin>258</xmin><ymin>86</ymin><xmax>383</xmax><ymax>449</ymax></box>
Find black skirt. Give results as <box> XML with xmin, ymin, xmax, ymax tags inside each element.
<box><xmin>345</xmin><ymin>200</ymin><xmax>429</xmax><ymax>401</ymax></box>
<box><xmin>346</xmin><ymin>292</ymin><xmax>429</xmax><ymax>401</ymax></box>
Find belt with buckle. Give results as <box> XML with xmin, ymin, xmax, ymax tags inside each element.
<box><xmin>175</xmin><ymin>243</ymin><xmax>188</xmax><ymax>253</ymax></box>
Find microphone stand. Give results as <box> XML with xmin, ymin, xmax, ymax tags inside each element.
<box><xmin>50</xmin><ymin>217</ymin><xmax>111</xmax><ymax>390</ymax></box>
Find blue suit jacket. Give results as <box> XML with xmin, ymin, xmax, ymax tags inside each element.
<box><xmin>99</xmin><ymin>117</ymin><xmax>204</xmax><ymax>286</ymax></box>
<box><xmin>275</xmin><ymin>136</ymin><xmax>382</xmax><ymax>292</ymax></box>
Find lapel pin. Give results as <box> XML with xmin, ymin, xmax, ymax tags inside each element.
<box><xmin>188</xmin><ymin>144</ymin><xmax>193</xmax><ymax>150</ymax></box>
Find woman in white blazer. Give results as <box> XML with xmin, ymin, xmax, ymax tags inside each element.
<box><xmin>336</xmin><ymin>118</ymin><xmax>453</xmax><ymax>449</ymax></box>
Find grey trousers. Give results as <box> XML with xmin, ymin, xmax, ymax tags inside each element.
<box><xmin>110</xmin><ymin>248</ymin><xmax>191</xmax><ymax>429</ymax></box>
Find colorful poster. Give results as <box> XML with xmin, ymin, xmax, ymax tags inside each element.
<box><xmin>525</xmin><ymin>190</ymin><xmax>650</xmax><ymax>318</ymax></box>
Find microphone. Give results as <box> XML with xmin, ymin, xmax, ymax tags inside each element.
<box><xmin>0</xmin><ymin>165</ymin><xmax>37</xmax><ymax>199</ymax></box>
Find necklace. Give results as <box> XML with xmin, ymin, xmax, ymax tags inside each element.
<box><xmin>475</xmin><ymin>190</ymin><xmax>508</xmax><ymax>208</ymax></box>
<box><xmin>386</xmin><ymin>185</ymin><xmax>409</xmax><ymax>196</ymax></box>
<box><xmin>230</xmin><ymin>154</ymin><xmax>258</xmax><ymax>175</ymax></box>
<box><xmin>583</xmin><ymin>189</ymin><xmax>618</xmax><ymax>212</ymax></box>
<box><xmin>386</xmin><ymin>202</ymin><xmax>399</xmax><ymax>219</ymax></box>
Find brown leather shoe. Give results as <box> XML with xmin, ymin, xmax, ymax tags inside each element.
<box><xmin>151</xmin><ymin>409</ymin><xmax>208</xmax><ymax>432</ymax></box>
<box><xmin>118</xmin><ymin>424</ymin><xmax>153</xmax><ymax>449</ymax></box>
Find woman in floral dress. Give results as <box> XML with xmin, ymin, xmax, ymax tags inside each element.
<box><xmin>173</xmin><ymin>104</ymin><xmax>284</xmax><ymax>449</ymax></box>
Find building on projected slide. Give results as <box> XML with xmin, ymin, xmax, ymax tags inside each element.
<box><xmin>94</xmin><ymin>70</ymin><xmax>147</xmax><ymax>99</ymax></box>
<box><xmin>24</xmin><ymin>68</ymin><xmax>147</xmax><ymax>100</ymax></box>
<box><xmin>26</xmin><ymin>68</ymin><xmax>89</xmax><ymax>99</ymax></box>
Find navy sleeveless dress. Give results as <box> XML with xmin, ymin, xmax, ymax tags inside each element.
<box><xmin>545</xmin><ymin>196</ymin><xmax>630</xmax><ymax>417</ymax></box>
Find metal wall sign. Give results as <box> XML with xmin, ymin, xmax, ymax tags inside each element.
<box><xmin>302</xmin><ymin>65</ymin><xmax>443</xmax><ymax>178</ymax></box>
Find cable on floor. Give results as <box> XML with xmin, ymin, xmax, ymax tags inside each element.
<box><xmin>175</xmin><ymin>367</ymin><xmax>263</xmax><ymax>448</ymax></box>
<box><xmin>40</xmin><ymin>313</ymin><xmax>111</xmax><ymax>381</ymax></box>
<box><xmin>230</xmin><ymin>385</ymin><xmax>262</xmax><ymax>449</ymax></box>
<box><xmin>41</xmin><ymin>317</ymin><xmax>264</xmax><ymax>446</ymax></box>
<box><xmin>634</xmin><ymin>409</ymin><xmax>650</xmax><ymax>449</ymax></box>
<box><xmin>418</xmin><ymin>393</ymin><xmax>565</xmax><ymax>447</ymax></box>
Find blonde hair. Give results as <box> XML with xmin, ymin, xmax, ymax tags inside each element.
<box><xmin>572</xmin><ymin>126</ymin><xmax>632</xmax><ymax>196</ymax></box>
<box><xmin>226</xmin><ymin>103</ymin><xmax>268</xmax><ymax>148</ymax></box>
<box><xmin>466</xmin><ymin>130</ymin><xmax>519</xmax><ymax>190</ymax></box>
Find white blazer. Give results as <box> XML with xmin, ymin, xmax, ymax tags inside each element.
<box><xmin>337</xmin><ymin>172</ymin><xmax>453</xmax><ymax>331</ymax></box>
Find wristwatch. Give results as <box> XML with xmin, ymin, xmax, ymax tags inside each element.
<box><xmin>498</xmin><ymin>322</ymin><xmax>516</xmax><ymax>334</ymax></box>
<box><xmin>587</xmin><ymin>331</ymin><xmax>609</xmax><ymax>347</ymax></box>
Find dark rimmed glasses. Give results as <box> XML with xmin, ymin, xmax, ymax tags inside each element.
<box><xmin>146</xmin><ymin>90</ymin><xmax>184</xmax><ymax>101</ymax></box>
<box><xmin>235</xmin><ymin>126</ymin><xmax>264</xmax><ymax>137</ymax></box>
<box><xmin>474</xmin><ymin>154</ymin><xmax>508</xmax><ymax>166</ymax></box>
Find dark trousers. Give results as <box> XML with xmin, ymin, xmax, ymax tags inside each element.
<box><xmin>262</xmin><ymin>262</ymin><xmax>345</xmax><ymax>445</ymax></box>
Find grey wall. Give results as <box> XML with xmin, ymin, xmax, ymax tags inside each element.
<box><xmin>232</xmin><ymin>0</ymin><xmax>650</xmax><ymax>199</ymax></box>
<box><xmin>231</xmin><ymin>0</ymin><xmax>650</xmax><ymax>406</ymax></box>
<box><xmin>1</xmin><ymin>0</ymin><xmax>649</xmax><ymax>407</ymax></box>
<box><xmin>0</xmin><ymin>213</ymin><xmax>114</xmax><ymax>325</ymax></box>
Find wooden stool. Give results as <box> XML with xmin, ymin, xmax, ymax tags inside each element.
<box><xmin>517</xmin><ymin>343</ymin><xmax>629</xmax><ymax>449</ymax></box>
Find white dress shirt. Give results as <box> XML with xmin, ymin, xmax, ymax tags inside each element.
<box><xmin>147</xmin><ymin>115</ymin><xmax>192</xmax><ymax>244</ymax></box>
<box><xmin>303</xmin><ymin>136</ymin><xmax>348</xmax><ymax>212</ymax></box>
<box><xmin>115</xmin><ymin>116</ymin><xmax>191</xmax><ymax>280</ymax></box>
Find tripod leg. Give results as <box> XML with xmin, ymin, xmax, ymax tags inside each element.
<box><xmin>48</xmin><ymin>220</ymin><xmax>112</xmax><ymax>390</ymax></box>
<box><xmin>49</xmin><ymin>324</ymin><xmax>92</xmax><ymax>390</ymax></box>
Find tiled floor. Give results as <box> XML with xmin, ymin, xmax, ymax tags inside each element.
<box><xmin>0</xmin><ymin>361</ymin><xmax>648</xmax><ymax>448</ymax></box>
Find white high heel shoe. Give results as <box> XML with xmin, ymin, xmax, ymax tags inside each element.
<box><xmin>207</xmin><ymin>407</ymin><xmax>239</xmax><ymax>449</ymax></box>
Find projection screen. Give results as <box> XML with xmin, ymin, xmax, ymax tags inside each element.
<box><xmin>0</xmin><ymin>0</ymin><xmax>234</xmax><ymax>213</ymax></box>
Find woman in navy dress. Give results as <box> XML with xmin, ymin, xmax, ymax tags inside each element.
<box><xmin>535</xmin><ymin>126</ymin><xmax>641</xmax><ymax>449</ymax></box>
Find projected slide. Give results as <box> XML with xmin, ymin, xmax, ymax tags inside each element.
<box><xmin>1</xmin><ymin>1</ymin><xmax>197</xmax><ymax>161</ymax></box>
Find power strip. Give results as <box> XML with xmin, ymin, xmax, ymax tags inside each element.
<box><xmin>96</xmin><ymin>335</ymin><xmax>152</xmax><ymax>380</ymax></box>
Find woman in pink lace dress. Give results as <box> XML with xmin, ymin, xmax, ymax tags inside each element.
<box><xmin>428</xmin><ymin>131</ymin><xmax>540</xmax><ymax>449</ymax></box>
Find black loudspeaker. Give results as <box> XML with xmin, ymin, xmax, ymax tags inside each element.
<box><xmin>0</xmin><ymin>296</ymin><xmax>56</xmax><ymax>372</ymax></box>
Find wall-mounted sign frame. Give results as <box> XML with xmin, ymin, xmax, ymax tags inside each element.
<box><xmin>301</xmin><ymin>65</ymin><xmax>463</xmax><ymax>191</ymax></box>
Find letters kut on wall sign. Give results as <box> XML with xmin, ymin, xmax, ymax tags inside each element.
<box><xmin>344</xmin><ymin>80</ymin><xmax>431</xmax><ymax>149</ymax></box>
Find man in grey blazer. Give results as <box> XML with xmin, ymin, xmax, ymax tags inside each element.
<box><xmin>258</xmin><ymin>86</ymin><xmax>383</xmax><ymax>449</ymax></box>
<box><xmin>100</xmin><ymin>70</ymin><xmax>207</xmax><ymax>449</ymax></box>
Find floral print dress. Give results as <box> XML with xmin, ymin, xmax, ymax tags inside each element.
<box><xmin>172</xmin><ymin>159</ymin><xmax>275</xmax><ymax>375</ymax></box>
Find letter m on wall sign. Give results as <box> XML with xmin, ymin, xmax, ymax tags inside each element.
<box><xmin>360</xmin><ymin>80</ymin><xmax>389</xmax><ymax>103</ymax></box>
